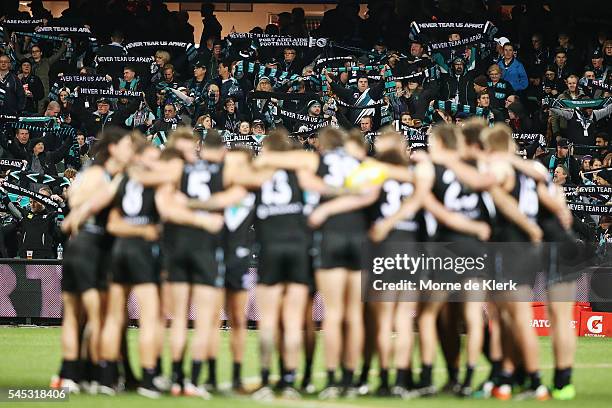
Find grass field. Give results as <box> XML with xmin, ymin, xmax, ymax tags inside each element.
<box><xmin>1</xmin><ymin>327</ymin><xmax>611</xmax><ymax>407</ymax></box>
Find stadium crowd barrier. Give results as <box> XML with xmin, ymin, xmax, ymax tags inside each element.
<box><xmin>0</xmin><ymin>259</ymin><xmax>325</xmax><ymax>324</ymax></box>
<box><xmin>0</xmin><ymin>259</ymin><xmax>610</xmax><ymax>336</ymax></box>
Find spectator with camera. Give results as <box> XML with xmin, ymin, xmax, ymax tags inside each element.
<box><xmin>2</xmin><ymin>185</ymin><xmax>64</xmax><ymax>259</ymax></box>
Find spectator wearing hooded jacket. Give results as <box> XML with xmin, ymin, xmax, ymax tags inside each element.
<box><xmin>498</xmin><ymin>43</ymin><xmax>528</xmax><ymax>92</ymax></box>
<box><xmin>438</xmin><ymin>57</ymin><xmax>473</xmax><ymax>106</ymax></box>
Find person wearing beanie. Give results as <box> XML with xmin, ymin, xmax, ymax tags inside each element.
<box><xmin>26</xmin><ymin>134</ymin><xmax>73</xmax><ymax>179</ymax></box>
<box><xmin>507</xmin><ymin>101</ymin><xmax>533</xmax><ymax>133</ymax></box>
<box><xmin>539</xmin><ymin>138</ymin><xmax>580</xmax><ymax>184</ymax></box>
<box><xmin>471</xmin><ymin>74</ymin><xmax>501</xmax><ymax>111</ymax></box>
<box><xmin>438</xmin><ymin>57</ymin><xmax>472</xmax><ymax>105</ymax></box>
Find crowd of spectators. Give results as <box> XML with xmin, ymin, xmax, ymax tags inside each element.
<box><xmin>0</xmin><ymin>0</ymin><xmax>611</xmax><ymax>257</ymax></box>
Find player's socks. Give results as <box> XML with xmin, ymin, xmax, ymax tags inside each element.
<box><xmin>341</xmin><ymin>368</ymin><xmax>354</xmax><ymax>388</ymax></box>
<box><xmin>99</xmin><ymin>360</ymin><xmax>117</xmax><ymax>387</ymax></box>
<box><xmin>420</xmin><ymin>364</ymin><xmax>433</xmax><ymax>387</ymax></box>
<box><xmin>357</xmin><ymin>362</ymin><xmax>370</xmax><ymax>385</ymax></box>
<box><xmin>154</xmin><ymin>358</ymin><xmax>162</xmax><ymax>377</ymax></box>
<box><xmin>142</xmin><ymin>367</ymin><xmax>156</xmax><ymax>389</ymax></box>
<box><xmin>463</xmin><ymin>364</ymin><xmax>475</xmax><ymax>387</ymax></box>
<box><xmin>261</xmin><ymin>368</ymin><xmax>270</xmax><ymax>387</ymax></box>
<box><xmin>63</xmin><ymin>360</ymin><xmax>80</xmax><ymax>381</ymax></box>
<box><xmin>489</xmin><ymin>360</ymin><xmax>502</xmax><ymax>382</ymax></box>
<box><xmin>232</xmin><ymin>362</ymin><xmax>242</xmax><ymax>388</ymax></box>
<box><xmin>302</xmin><ymin>357</ymin><xmax>313</xmax><ymax>385</ymax></box>
<box><xmin>447</xmin><ymin>366</ymin><xmax>459</xmax><ymax>384</ymax></box>
<box><xmin>191</xmin><ymin>360</ymin><xmax>203</xmax><ymax>385</ymax></box>
<box><xmin>326</xmin><ymin>369</ymin><xmax>336</xmax><ymax>387</ymax></box>
<box><xmin>171</xmin><ymin>359</ymin><xmax>183</xmax><ymax>384</ymax></box>
<box><xmin>379</xmin><ymin>368</ymin><xmax>389</xmax><ymax>389</ymax></box>
<box><xmin>514</xmin><ymin>366</ymin><xmax>527</xmax><ymax>388</ymax></box>
<box><xmin>206</xmin><ymin>358</ymin><xmax>217</xmax><ymax>388</ymax></box>
<box><xmin>554</xmin><ymin>367</ymin><xmax>572</xmax><ymax>390</ymax></box>
<box><xmin>282</xmin><ymin>369</ymin><xmax>297</xmax><ymax>388</ymax></box>
<box><xmin>396</xmin><ymin>368</ymin><xmax>412</xmax><ymax>388</ymax></box>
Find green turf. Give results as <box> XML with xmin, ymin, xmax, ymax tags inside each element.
<box><xmin>1</xmin><ymin>326</ymin><xmax>611</xmax><ymax>407</ymax></box>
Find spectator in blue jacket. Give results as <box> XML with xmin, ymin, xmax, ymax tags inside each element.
<box><xmin>498</xmin><ymin>43</ymin><xmax>528</xmax><ymax>91</ymax></box>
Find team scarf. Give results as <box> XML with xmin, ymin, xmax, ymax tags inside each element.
<box><xmin>1</xmin><ymin>180</ymin><xmax>62</xmax><ymax>212</ymax></box>
<box><xmin>581</xmin><ymin>167</ymin><xmax>612</xmax><ymax>176</ymax></box>
<box><xmin>545</xmin><ymin>97</ymin><xmax>612</xmax><ymax>109</ymax></box>
<box><xmin>13</xmin><ymin>31</ymin><xmax>69</xmax><ymax>43</ymax></box>
<box><xmin>334</xmin><ymin>97</ymin><xmax>385</xmax><ymax>109</ymax></box>
<box><xmin>12</xmin><ymin>31</ymin><xmax>98</xmax><ymax>59</ymax></box>
<box><xmin>269</xmin><ymin>105</ymin><xmax>329</xmax><ymax>125</ymax></box>
<box><xmin>228</xmin><ymin>32</ymin><xmax>329</xmax><ymax>48</ymax></box>
<box><xmin>512</xmin><ymin>133</ymin><xmax>545</xmax><ymax>143</ymax></box>
<box><xmin>314</xmin><ymin>56</ymin><xmax>354</xmax><ymax>68</ymax></box>
<box><xmin>385</xmin><ymin>65</ymin><xmax>440</xmax><ymax>95</ymax></box>
<box><xmin>49</xmin><ymin>75</ymin><xmax>112</xmax><ymax>100</ymax></box>
<box><xmin>592</xmin><ymin>79</ymin><xmax>612</xmax><ymax>93</ymax></box>
<box><xmin>234</xmin><ymin>61</ymin><xmax>300</xmax><ymax>82</ymax></box>
<box><xmin>409</xmin><ymin>21</ymin><xmax>497</xmax><ymax>41</ymax></box>
<box><xmin>566</xmin><ymin>201</ymin><xmax>612</xmax><ymax>215</ymax></box>
<box><xmin>8</xmin><ymin>119</ymin><xmax>77</xmax><ymax>141</ymax></box>
<box><xmin>0</xmin><ymin>114</ymin><xmax>18</xmax><ymax>122</ymax></box>
<box><xmin>94</xmin><ymin>55</ymin><xmax>155</xmax><ymax>66</ymax></box>
<box><xmin>564</xmin><ymin>184</ymin><xmax>612</xmax><ymax>195</ymax></box>
<box><xmin>427</xmin><ymin>33</ymin><xmax>493</xmax><ymax>52</ymax></box>
<box><xmin>35</xmin><ymin>25</ymin><xmax>92</xmax><ymax>37</ymax></box>
<box><xmin>7</xmin><ymin>170</ymin><xmax>70</xmax><ymax>189</ymax></box>
<box><xmin>396</xmin><ymin>122</ymin><xmax>430</xmax><ymax>146</ymax></box>
<box><xmin>426</xmin><ymin>100</ymin><xmax>491</xmax><ymax>121</ymax></box>
<box><xmin>1</xmin><ymin>18</ymin><xmax>45</xmax><ymax>30</ymax></box>
<box><xmin>563</xmin><ymin>186</ymin><xmax>611</xmax><ymax>207</ymax></box>
<box><xmin>76</xmin><ymin>88</ymin><xmax>144</xmax><ymax>98</ymax></box>
<box><xmin>327</xmin><ymin>65</ymin><xmax>387</xmax><ymax>73</ymax></box>
<box><xmin>0</xmin><ymin>159</ymin><xmax>27</xmax><ymax>171</ymax></box>
<box><xmin>249</xmin><ymin>90</ymin><xmax>319</xmax><ymax>101</ymax></box>
<box><xmin>124</xmin><ymin>41</ymin><xmax>198</xmax><ymax>62</ymax></box>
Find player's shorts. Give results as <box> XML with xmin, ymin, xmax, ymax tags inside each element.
<box><xmin>538</xmin><ymin>219</ymin><xmax>582</xmax><ymax>287</ymax></box>
<box><xmin>166</xmin><ymin>229</ymin><xmax>224</xmax><ymax>287</ymax></box>
<box><xmin>256</xmin><ymin>238</ymin><xmax>311</xmax><ymax>286</ymax></box>
<box><xmin>111</xmin><ymin>238</ymin><xmax>161</xmax><ymax>285</ymax></box>
<box><xmin>224</xmin><ymin>245</ymin><xmax>252</xmax><ymax>291</ymax></box>
<box><xmin>313</xmin><ymin>230</ymin><xmax>365</xmax><ymax>271</ymax></box>
<box><xmin>62</xmin><ymin>231</ymin><xmax>113</xmax><ymax>293</ymax></box>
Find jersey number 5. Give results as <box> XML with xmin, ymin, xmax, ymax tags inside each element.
<box><xmin>187</xmin><ymin>171</ymin><xmax>212</xmax><ymax>201</ymax></box>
